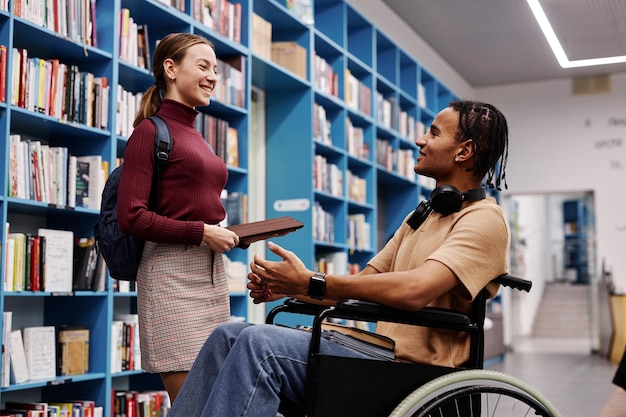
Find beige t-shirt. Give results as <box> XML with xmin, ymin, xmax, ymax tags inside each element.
<box><xmin>367</xmin><ymin>197</ymin><xmax>509</xmax><ymax>367</ymax></box>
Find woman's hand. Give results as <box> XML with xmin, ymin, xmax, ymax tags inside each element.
<box><xmin>203</xmin><ymin>224</ymin><xmax>239</xmax><ymax>252</ymax></box>
<box><xmin>248</xmin><ymin>241</ymin><xmax>311</xmax><ymax>298</ymax></box>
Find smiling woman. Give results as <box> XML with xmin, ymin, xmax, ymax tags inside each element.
<box><xmin>116</xmin><ymin>32</ymin><xmax>240</xmax><ymax>403</ymax></box>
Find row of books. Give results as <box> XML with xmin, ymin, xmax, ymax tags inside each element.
<box><xmin>155</xmin><ymin>0</ymin><xmax>184</xmax><ymax>12</ymax></box>
<box><xmin>376</xmin><ymin>139</ymin><xmax>417</xmax><ymax>181</ymax></box>
<box><xmin>0</xmin><ymin>400</ymin><xmax>101</xmax><ymax>417</ymax></box>
<box><xmin>13</xmin><ymin>0</ymin><xmax>98</xmax><ymax>47</ymax></box>
<box><xmin>313</xmin><ymin>103</ymin><xmax>332</xmax><ymax>146</ymax></box>
<box><xmin>1</xmin><ymin>312</ymin><xmax>90</xmax><ymax>388</ymax></box>
<box><xmin>347</xmin><ymin>213</ymin><xmax>372</xmax><ymax>251</ymax></box>
<box><xmin>345</xmin><ymin>69</ymin><xmax>372</xmax><ymax>116</ymax></box>
<box><xmin>376</xmin><ymin>92</ymin><xmax>428</xmax><ymax>142</ymax></box>
<box><xmin>8</xmin><ymin>136</ymin><xmax>106</xmax><ymax>210</ymax></box>
<box><xmin>346</xmin><ymin>118</ymin><xmax>370</xmax><ymax>160</ymax></box>
<box><xmin>196</xmin><ymin>114</ymin><xmax>240</xmax><ymax>167</ymax></box>
<box><xmin>111</xmin><ymin>315</ymin><xmax>141</xmax><ymax>373</ymax></box>
<box><xmin>112</xmin><ymin>390</ymin><xmax>170</xmax><ymax>417</ymax></box>
<box><xmin>283</xmin><ymin>0</ymin><xmax>314</xmax><ymax>25</ymax></box>
<box><xmin>11</xmin><ymin>48</ymin><xmax>110</xmax><ymax>128</ymax></box>
<box><xmin>4</xmin><ymin>225</ymin><xmax>105</xmax><ymax>293</ymax></box>
<box><xmin>312</xmin><ymin>201</ymin><xmax>335</xmax><ymax>244</ymax></box>
<box><xmin>192</xmin><ymin>0</ymin><xmax>242</xmax><ymax>44</ymax></box>
<box><xmin>315</xmin><ymin>252</ymin><xmax>362</xmax><ymax>276</ymax></box>
<box><xmin>212</xmin><ymin>55</ymin><xmax>246</xmax><ymax>108</ymax></box>
<box><xmin>313</xmin><ymin>155</ymin><xmax>343</xmax><ymax>197</ymax></box>
<box><xmin>313</xmin><ymin>53</ymin><xmax>339</xmax><ymax>98</ymax></box>
<box><xmin>116</xmin><ymin>85</ymin><xmax>143</xmax><ymax>138</ymax></box>
<box><xmin>346</xmin><ymin>170</ymin><xmax>367</xmax><ymax>204</ymax></box>
<box><xmin>250</xmin><ymin>13</ymin><xmax>272</xmax><ymax>60</ymax></box>
<box><xmin>119</xmin><ymin>9</ymin><xmax>151</xmax><ymax>70</ymax></box>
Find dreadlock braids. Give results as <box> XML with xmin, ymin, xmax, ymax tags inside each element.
<box><xmin>450</xmin><ymin>99</ymin><xmax>509</xmax><ymax>190</ymax></box>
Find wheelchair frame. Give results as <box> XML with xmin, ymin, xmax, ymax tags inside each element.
<box><xmin>266</xmin><ymin>274</ymin><xmax>561</xmax><ymax>417</ymax></box>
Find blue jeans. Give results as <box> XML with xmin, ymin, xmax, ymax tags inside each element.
<box><xmin>168</xmin><ymin>322</ymin><xmax>377</xmax><ymax>417</ymax></box>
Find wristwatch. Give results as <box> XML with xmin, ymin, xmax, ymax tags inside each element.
<box><xmin>308</xmin><ymin>272</ymin><xmax>326</xmax><ymax>300</ymax></box>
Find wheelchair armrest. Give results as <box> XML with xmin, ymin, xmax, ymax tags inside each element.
<box><xmin>494</xmin><ymin>273</ymin><xmax>532</xmax><ymax>293</ymax></box>
<box><xmin>266</xmin><ymin>298</ymin><xmax>474</xmax><ymax>331</ymax></box>
<box><xmin>331</xmin><ymin>299</ymin><xmax>474</xmax><ymax>330</ymax></box>
<box><xmin>266</xmin><ymin>298</ymin><xmax>330</xmax><ymax>325</ymax></box>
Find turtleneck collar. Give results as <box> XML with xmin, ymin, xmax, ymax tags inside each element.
<box><xmin>158</xmin><ymin>99</ymin><xmax>200</xmax><ymax>127</ymax></box>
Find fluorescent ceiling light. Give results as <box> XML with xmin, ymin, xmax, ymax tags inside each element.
<box><xmin>527</xmin><ymin>0</ymin><xmax>626</xmax><ymax>68</ymax></box>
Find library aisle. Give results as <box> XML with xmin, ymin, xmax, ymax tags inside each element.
<box><xmin>487</xmin><ymin>336</ymin><xmax>621</xmax><ymax>417</ymax></box>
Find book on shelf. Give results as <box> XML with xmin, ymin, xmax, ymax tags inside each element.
<box><xmin>75</xmin><ymin>159</ymin><xmax>90</xmax><ymax>208</ymax></box>
<box><xmin>226</xmin><ymin>216</ymin><xmax>304</xmax><ymax>249</ymax></box>
<box><xmin>112</xmin><ymin>390</ymin><xmax>170</xmax><ymax>417</ymax></box>
<box><xmin>225</xmin><ymin>126</ymin><xmax>239</xmax><ymax>167</ymax></box>
<box><xmin>23</xmin><ymin>326</ymin><xmax>56</xmax><ymax>381</ymax></box>
<box><xmin>1</xmin><ymin>311</ymin><xmax>12</xmax><ymax>387</ymax></box>
<box><xmin>76</xmin><ymin>155</ymin><xmax>104</xmax><ymax>210</ymax></box>
<box><xmin>9</xmin><ymin>329</ymin><xmax>29</xmax><ymax>385</ymax></box>
<box><xmin>136</xmin><ymin>24</ymin><xmax>150</xmax><ymax>70</ymax></box>
<box><xmin>4</xmin><ymin>402</ymin><xmax>48</xmax><ymax>416</ymax></box>
<box><xmin>48</xmin><ymin>403</ymin><xmax>76</xmax><ymax>417</ymax></box>
<box><xmin>67</xmin><ymin>155</ymin><xmax>77</xmax><ymax>208</ymax></box>
<box><xmin>37</xmin><ymin>228</ymin><xmax>74</xmax><ymax>292</ymax></box>
<box><xmin>222</xmin><ymin>190</ymin><xmax>247</xmax><ymax>226</ymax></box>
<box><xmin>27</xmin><ymin>234</ymin><xmax>43</xmax><ymax>291</ymax></box>
<box><xmin>6</xmin><ymin>232</ymin><xmax>27</xmax><ymax>291</ymax></box>
<box><xmin>0</xmin><ymin>44</ymin><xmax>6</xmax><ymax>103</ymax></box>
<box><xmin>58</xmin><ymin>326</ymin><xmax>90</xmax><ymax>376</ymax></box>
<box><xmin>73</xmin><ymin>236</ymin><xmax>97</xmax><ymax>290</ymax></box>
<box><xmin>114</xmin><ymin>314</ymin><xmax>141</xmax><ymax>371</ymax></box>
<box><xmin>251</xmin><ymin>13</ymin><xmax>272</xmax><ymax>60</ymax></box>
<box><xmin>92</xmin><ymin>251</ymin><xmax>107</xmax><ymax>292</ymax></box>
<box><xmin>109</xmin><ymin>320</ymin><xmax>124</xmax><ymax>373</ymax></box>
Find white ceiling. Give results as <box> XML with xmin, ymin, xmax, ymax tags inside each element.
<box><xmin>382</xmin><ymin>0</ymin><xmax>626</xmax><ymax>87</ymax></box>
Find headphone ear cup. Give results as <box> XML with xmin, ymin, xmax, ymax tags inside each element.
<box><xmin>430</xmin><ymin>185</ymin><xmax>462</xmax><ymax>216</ymax></box>
<box><xmin>406</xmin><ymin>201</ymin><xmax>432</xmax><ymax>229</ymax></box>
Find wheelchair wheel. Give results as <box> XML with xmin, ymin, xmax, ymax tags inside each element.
<box><xmin>388</xmin><ymin>369</ymin><xmax>562</xmax><ymax>417</ymax></box>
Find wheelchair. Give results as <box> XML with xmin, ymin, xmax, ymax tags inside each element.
<box><xmin>266</xmin><ymin>274</ymin><xmax>562</xmax><ymax>417</ymax></box>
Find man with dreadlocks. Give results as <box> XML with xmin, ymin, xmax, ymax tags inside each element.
<box><xmin>168</xmin><ymin>99</ymin><xmax>511</xmax><ymax>417</ymax></box>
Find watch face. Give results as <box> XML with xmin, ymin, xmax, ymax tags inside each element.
<box><xmin>308</xmin><ymin>275</ymin><xmax>326</xmax><ymax>299</ymax></box>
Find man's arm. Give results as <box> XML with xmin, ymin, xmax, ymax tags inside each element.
<box><xmin>249</xmin><ymin>242</ymin><xmax>459</xmax><ymax>311</ymax></box>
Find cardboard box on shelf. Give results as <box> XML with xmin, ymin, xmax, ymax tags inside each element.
<box><xmin>271</xmin><ymin>42</ymin><xmax>307</xmax><ymax>79</ymax></box>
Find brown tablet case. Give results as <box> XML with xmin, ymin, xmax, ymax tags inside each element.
<box><xmin>226</xmin><ymin>216</ymin><xmax>304</xmax><ymax>248</ymax></box>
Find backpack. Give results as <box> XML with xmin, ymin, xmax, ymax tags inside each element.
<box><xmin>94</xmin><ymin>116</ymin><xmax>173</xmax><ymax>281</ymax></box>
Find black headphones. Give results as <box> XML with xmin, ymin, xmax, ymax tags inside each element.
<box><xmin>406</xmin><ymin>186</ymin><xmax>486</xmax><ymax>230</ymax></box>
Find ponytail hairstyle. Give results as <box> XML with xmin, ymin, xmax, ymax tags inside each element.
<box><xmin>450</xmin><ymin>99</ymin><xmax>509</xmax><ymax>190</ymax></box>
<box><xmin>133</xmin><ymin>32</ymin><xmax>215</xmax><ymax>127</ymax></box>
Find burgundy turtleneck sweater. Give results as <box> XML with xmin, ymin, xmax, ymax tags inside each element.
<box><xmin>118</xmin><ymin>99</ymin><xmax>228</xmax><ymax>244</ymax></box>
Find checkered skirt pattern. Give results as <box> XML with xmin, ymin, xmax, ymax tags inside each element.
<box><xmin>137</xmin><ymin>242</ymin><xmax>231</xmax><ymax>373</ymax></box>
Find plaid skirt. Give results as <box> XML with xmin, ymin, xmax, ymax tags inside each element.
<box><xmin>136</xmin><ymin>241</ymin><xmax>231</xmax><ymax>373</ymax></box>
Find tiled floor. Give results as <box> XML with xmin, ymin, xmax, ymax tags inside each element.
<box><xmin>486</xmin><ymin>336</ymin><xmax>621</xmax><ymax>417</ymax></box>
